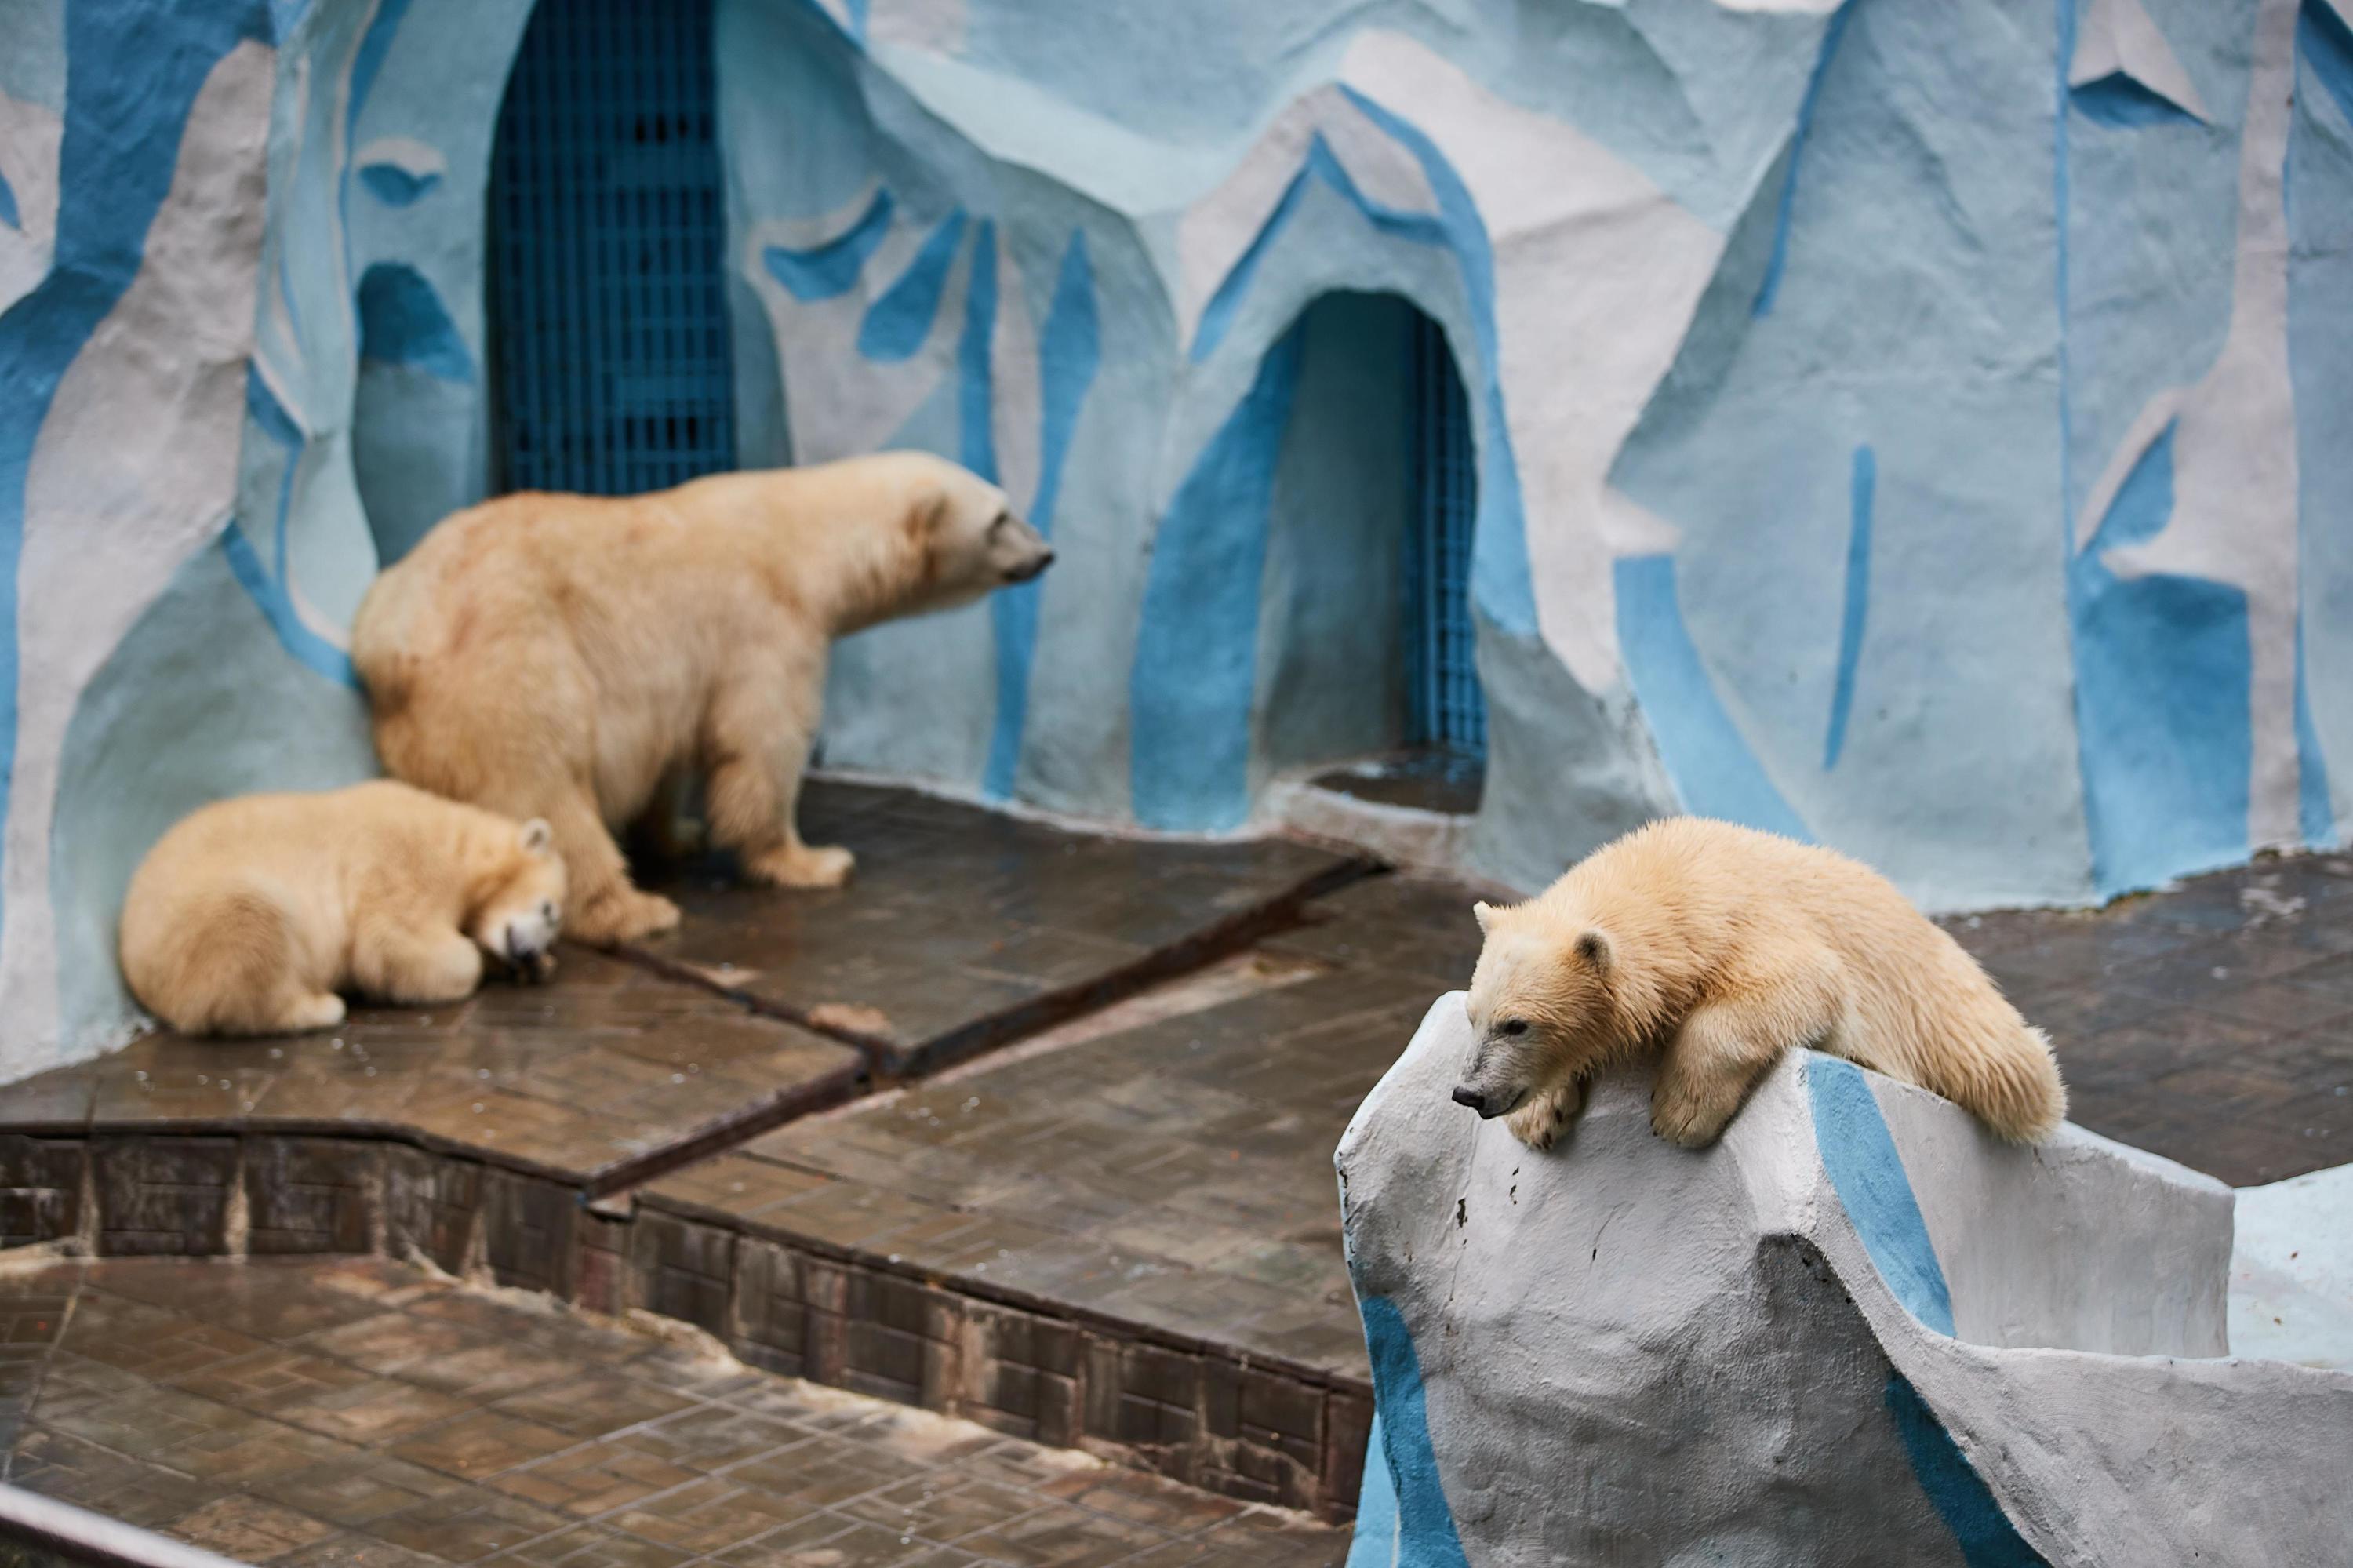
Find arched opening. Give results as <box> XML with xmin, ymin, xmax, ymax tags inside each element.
<box><xmin>486</xmin><ymin>0</ymin><xmax>736</xmax><ymax>497</ymax></box>
<box><xmin>1256</xmin><ymin>291</ymin><xmax>1486</xmax><ymax>823</ymax></box>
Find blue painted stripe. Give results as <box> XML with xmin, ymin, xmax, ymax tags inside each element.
<box><xmin>1613</xmin><ymin>555</ymin><xmax>1812</xmax><ymax>840</ymax></box>
<box><xmin>1345</xmin><ymin>1410</ymin><xmax>1401</xmax><ymax>1567</ymax></box>
<box><xmin>0</xmin><ymin>0</ymin><xmax>272</xmax><ymax>984</ymax></box>
<box><xmin>984</xmin><ymin>231</ymin><xmax>1098</xmax><ymax>801</ymax></box>
<box><xmin>238</xmin><ymin>369</ymin><xmax>361</xmax><ymax>689</ymax></box>
<box><xmin>357</xmin><ymin>162</ymin><xmax>439</xmax><ymax>207</ymax></box>
<box><xmin>1129</xmin><ymin>326</ymin><xmax>1303</xmax><ymax>831</ymax></box>
<box><xmin>856</xmin><ymin>209</ymin><xmax>966</xmax><ymax>362</ymax></box>
<box><xmin>1885</xmin><ymin>1377</ymin><xmax>2049</xmax><ymax>1566</ymax></box>
<box><xmin>1357</xmin><ymin>1298</ymin><xmax>1470</xmax><ymax>1568</ymax></box>
<box><xmin>2070</xmin><ymin>71</ymin><xmax>2200</xmax><ymax>128</ymax></box>
<box><xmin>2301</xmin><ymin>0</ymin><xmax>2353</xmax><ymax>130</ymax></box>
<box><xmin>1824</xmin><ymin>445</ymin><xmax>1874</xmax><ymax>769</ymax></box>
<box><xmin>1189</xmin><ymin>155</ymin><xmax>1319</xmax><ymax>366</ymax></box>
<box><xmin>1755</xmin><ymin>0</ymin><xmax>1856</xmax><ymax>318</ymax></box>
<box><xmin>2295</xmin><ymin>607</ymin><xmax>2335</xmax><ymax>846</ymax></box>
<box><xmin>0</xmin><ymin>164</ymin><xmax>16</xmax><ymax>231</ymax></box>
<box><xmin>1808</xmin><ymin>1056</ymin><xmax>1955</xmax><ymax>1334</ymax></box>
<box><xmin>346</xmin><ymin>0</ymin><xmax>417</xmax><ymax>144</ymax></box>
<box><xmin>2069</xmin><ymin>424</ymin><xmax>2253</xmax><ymax>891</ymax></box>
<box><xmin>762</xmin><ymin>187</ymin><xmax>894</xmax><ymax>300</ymax></box>
<box><xmin>219</xmin><ymin>530</ymin><xmax>361</xmax><ymax>689</ymax></box>
<box><xmin>956</xmin><ymin>221</ymin><xmax>997</xmax><ymax>483</ymax></box>
<box><xmin>356</xmin><ymin>261</ymin><xmax>475</xmax><ymax>382</ymax></box>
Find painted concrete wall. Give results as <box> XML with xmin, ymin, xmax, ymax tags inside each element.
<box><xmin>2</xmin><ymin>0</ymin><xmax>2349</xmax><ymax>1078</ymax></box>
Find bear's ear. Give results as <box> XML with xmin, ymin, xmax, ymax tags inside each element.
<box><xmin>1573</xmin><ymin>929</ymin><xmax>1612</xmax><ymax>970</ymax></box>
<box><xmin>519</xmin><ymin>818</ymin><xmax>555</xmax><ymax>857</ymax></box>
<box><xmin>1472</xmin><ymin>900</ymin><xmax>1494</xmax><ymax>933</ymax></box>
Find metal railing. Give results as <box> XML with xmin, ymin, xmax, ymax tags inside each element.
<box><xmin>0</xmin><ymin>1485</ymin><xmax>245</xmax><ymax>1568</ymax></box>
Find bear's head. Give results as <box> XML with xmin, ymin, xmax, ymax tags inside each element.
<box><xmin>467</xmin><ymin>817</ymin><xmax>569</xmax><ymax>969</ymax></box>
<box><xmin>1454</xmin><ymin>898</ymin><xmax>1617</xmax><ymax>1121</ymax></box>
<box><xmin>910</xmin><ymin>459</ymin><xmax>1054</xmax><ymax>609</ymax></box>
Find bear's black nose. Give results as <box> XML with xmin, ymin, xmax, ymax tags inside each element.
<box><xmin>1451</xmin><ymin>1086</ymin><xmax>1486</xmax><ymax>1115</ymax></box>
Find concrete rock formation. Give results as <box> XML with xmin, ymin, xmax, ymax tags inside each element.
<box><xmin>1338</xmin><ymin>996</ymin><xmax>2353</xmax><ymax>1566</ymax></box>
<box><xmin>5</xmin><ymin>0</ymin><xmax>2353</xmax><ymax>1076</ymax></box>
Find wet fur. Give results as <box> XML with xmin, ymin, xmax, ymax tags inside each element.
<box><xmin>350</xmin><ymin>452</ymin><xmax>1052</xmax><ymax>946</ymax></box>
<box><xmin>119</xmin><ymin>781</ymin><xmax>566</xmax><ymax>1036</ymax></box>
<box><xmin>1460</xmin><ymin>817</ymin><xmax>2068</xmax><ymax>1150</ymax></box>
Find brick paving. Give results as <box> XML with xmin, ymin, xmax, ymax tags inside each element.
<box><xmin>624</xmin><ymin>783</ymin><xmax>1366</xmax><ymax>1074</ymax></box>
<box><xmin>1944</xmin><ymin>852</ymin><xmax>2353</xmax><ymax>1186</ymax></box>
<box><xmin>644</xmin><ymin>875</ymin><xmax>1484</xmax><ymax>1387</ymax></box>
<box><xmin>0</xmin><ymin>1257</ymin><xmax>1348</xmax><ymax>1568</ymax></box>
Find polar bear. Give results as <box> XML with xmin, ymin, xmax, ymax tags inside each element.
<box><xmin>1454</xmin><ymin>817</ymin><xmax>2066</xmax><ymax>1151</ymax></box>
<box><xmin>120</xmin><ymin>780</ymin><xmax>566</xmax><ymax>1036</ymax></box>
<box><xmin>351</xmin><ymin>452</ymin><xmax>1053</xmax><ymax>946</ymax></box>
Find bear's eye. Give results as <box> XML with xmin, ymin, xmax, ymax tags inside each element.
<box><xmin>988</xmin><ymin>511</ymin><xmax>1009</xmax><ymax>535</ymax></box>
<box><xmin>1500</xmin><ymin>1019</ymin><xmax>1529</xmax><ymax>1037</ymax></box>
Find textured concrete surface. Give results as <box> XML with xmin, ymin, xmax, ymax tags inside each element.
<box><xmin>1340</xmin><ymin>1005</ymin><xmax>2353</xmax><ymax>1567</ymax></box>
<box><xmin>0</xmin><ymin>1255</ymin><xmax>1348</xmax><ymax>1568</ymax></box>
<box><xmin>2230</xmin><ymin>1162</ymin><xmax>2353</xmax><ymax>1371</ymax></box>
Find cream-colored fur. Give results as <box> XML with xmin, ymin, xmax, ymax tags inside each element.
<box><xmin>351</xmin><ymin>452</ymin><xmax>1053</xmax><ymax>947</ymax></box>
<box><xmin>119</xmin><ymin>780</ymin><xmax>567</xmax><ymax>1036</ymax></box>
<box><xmin>1457</xmin><ymin>817</ymin><xmax>2067</xmax><ymax>1151</ymax></box>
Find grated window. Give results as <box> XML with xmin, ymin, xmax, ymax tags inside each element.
<box><xmin>489</xmin><ymin>0</ymin><xmax>736</xmax><ymax>497</ymax></box>
<box><xmin>1405</xmin><ymin>314</ymin><xmax>1485</xmax><ymax>759</ymax></box>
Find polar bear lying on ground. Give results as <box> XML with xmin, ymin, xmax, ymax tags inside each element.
<box><xmin>1454</xmin><ymin>817</ymin><xmax>2066</xmax><ymax>1151</ymax></box>
<box><xmin>351</xmin><ymin>453</ymin><xmax>1053</xmax><ymax>946</ymax></box>
<box><xmin>120</xmin><ymin>781</ymin><xmax>566</xmax><ymax>1035</ymax></box>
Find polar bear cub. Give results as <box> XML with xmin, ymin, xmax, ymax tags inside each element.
<box><xmin>351</xmin><ymin>451</ymin><xmax>1054</xmax><ymax>947</ymax></box>
<box><xmin>120</xmin><ymin>781</ymin><xmax>567</xmax><ymax>1036</ymax></box>
<box><xmin>1456</xmin><ymin>817</ymin><xmax>2066</xmax><ymax>1151</ymax></box>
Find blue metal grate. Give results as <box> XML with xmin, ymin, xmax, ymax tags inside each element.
<box><xmin>489</xmin><ymin>0</ymin><xmax>735</xmax><ymax>496</ymax></box>
<box><xmin>1405</xmin><ymin>314</ymin><xmax>1485</xmax><ymax>759</ymax></box>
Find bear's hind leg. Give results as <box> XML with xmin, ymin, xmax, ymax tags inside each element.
<box><xmin>1652</xmin><ymin>958</ymin><xmax>1846</xmax><ymax>1148</ymax></box>
<box><xmin>704</xmin><ymin>660</ymin><xmax>854</xmax><ymax>890</ymax></box>
<box><xmin>352</xmin><ymin>919</ymin><xmax>486</xmax><ymax>1006</ymax></box>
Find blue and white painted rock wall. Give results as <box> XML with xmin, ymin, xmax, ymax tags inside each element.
<box><xmin>1</xmin><ymin>0</ymin><xmax>2348</xmax><ymax>1079</ymax></box>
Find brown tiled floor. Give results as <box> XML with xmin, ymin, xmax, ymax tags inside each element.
<box><xmin>0</xmin><ymin>1257</ymin><xmax>1347</xmax><ymax>1568</ymax></box>
<box><xmin>641</xmin><ymin>875</ymin><xmax>1489</xmax><ymax>1384</ymax></box>
<box><xmin>1943</xmin><ymin>852</ymin><xmax>2353</xmax><ymax>1185</ymax></box>
<box><xmin>626</xmin><ymin>784</ymin><xmax>1365</xmax><ymax>1073</ymax></box>
<box><xmin>1</xmin><ymin>951</ymin><xmax>862</xmax><ymax>1188</ymax></box>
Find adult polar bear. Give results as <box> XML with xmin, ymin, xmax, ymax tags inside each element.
<box><xmin>351</xmin><ymin>453</ymin><xmax>1054</xmax><ymax>946</ymax></box>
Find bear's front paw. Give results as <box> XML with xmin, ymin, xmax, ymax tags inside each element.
<box><xmin>572</xmin><ymin>889</ymin><xmax>682</xmax><ymax>947</ymax></box>
<box><xmin>1506</xmin><ymin>1079</ymin><xmax>1584</xmax><ymax>1151</ymax></box>
<box><xmin>1649</xmin><ymin>1080</ymin><xmax>1732</xmax><ymax>1149</ymax></box>
<box><xmin>747</xmin><ymin>843</ymin><xmax>856</xmax><ymax>890</ymax></box>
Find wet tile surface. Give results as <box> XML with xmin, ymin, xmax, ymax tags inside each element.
<box><xmin>646</xmin><ymin>875</ymin><xmax>1487</xmax><ymax>1382</ymax></box>
<box><xmin>626</xmin><ymin>783</ymin><xmax>1363</xmax><ymax>1073</ymax></box>
<box><xmin>1944</xmin><ymin>853</ymin><xmax>2353</xmax><ymax>1186</ymax></box>
<box><xmin>0</xmin><ymin>1257</ymin><xmax>1347</xmax><ymax>1568</ymax></box>
<box><xmin>0</xmin><ymin>951</ymin><xmax>863</xmax><ymax>1185</ymax></box>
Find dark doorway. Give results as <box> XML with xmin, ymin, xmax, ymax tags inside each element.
<box><xmin>488</xmin><ymin>0</ymin><xmax>736</xmax><ymax>496</ymax></box>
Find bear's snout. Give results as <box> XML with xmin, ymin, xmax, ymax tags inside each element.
<box><xmin>1451</xmin><ymin>1084</ymin><xmax>1492</xmax><ymax>1115</ymax></box>
<box><xmin>1005</xmin><ymin>548</ymin><xmax>1054</xmax><ymax>584</ymax></box>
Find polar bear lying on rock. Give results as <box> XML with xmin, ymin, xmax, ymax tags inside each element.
<box><xmin>351</xmin><ymin>453</ymin><xmax>1053</xmax><ymax>946</ymax></box>
<box><xmin>120</xmin><ymin>781</ymin><xmax>566</xmax><ymax>1035</ymax></box>
<box><xmin>1456</xmin><ymin>817</ymin><xmax>2066</xmax><ymax>1150</ymax></box>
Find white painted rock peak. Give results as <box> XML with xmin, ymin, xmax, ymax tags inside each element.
<box><xmin>1338</xmin><ymin>995</ymin><xmax>2353</xmax><ymax>1567</ymax></box>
